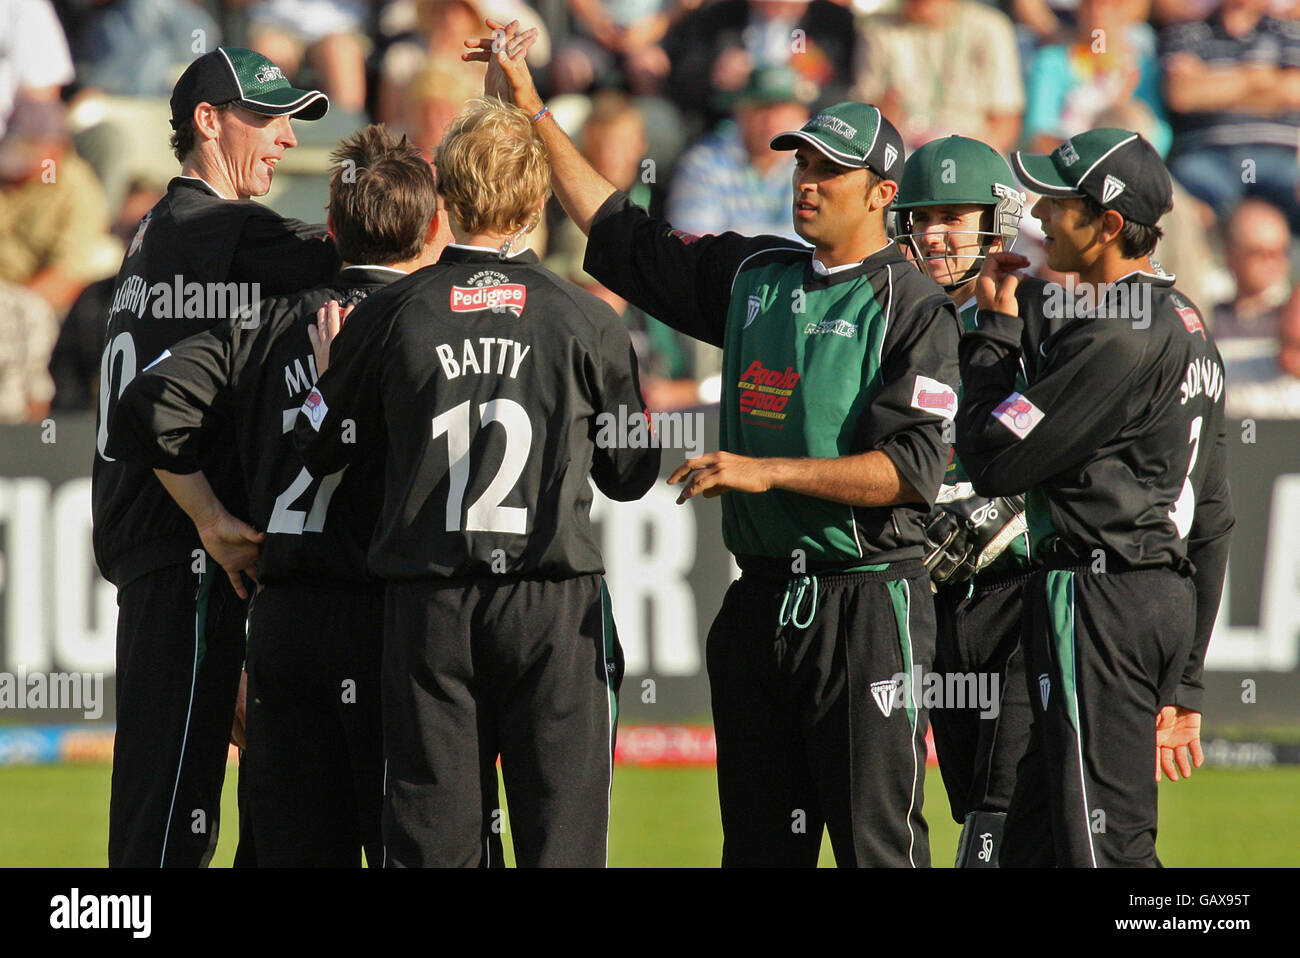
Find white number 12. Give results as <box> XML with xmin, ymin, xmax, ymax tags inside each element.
<box><xmin>431</xmin><ymin>398</ymin><xmax>532</xmax><ymax>533</ymax></box>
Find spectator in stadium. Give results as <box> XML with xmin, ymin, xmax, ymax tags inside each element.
<box><xmin>851</xmin><ymin>0</ymin><xmax>1025</xmax><ymax>153</ymax></box>
<box><xmin>66</xmin><ymin>0</ymin><xmax>221</xmax><ymax>97</ymax></box>
<box><xmin>1213</xmin><ymin>198</ymin><xmax>1293</xmax><ymax>341</ymax></box>
<box><xmin>664</xmin><ymin>65</ymin><xmax>815</xmax><ymax>240</ymax></box>
<box><xmin>241</xmin><ymin>0</ymin><xmax>369</xmax><ymax>115</ymax></box>
<box><xmin>0</xmin><ymin>282</ymin><xmax>57</xmax><ymax>423</ymax></box>
<box><xmin>398</xmin><ymin>55</ymin><xmax>482</xmax><ymax>152</ymax></box>
<box><xmin>49</xmin><ymin>177</ymin><xmax>166</xmax><ymax>412</ymax></box>
<box><xmin>546</xmin><ymin>90</ymin><xmax>705</xmax><ymax>408</ymax></box>
<box><xmin>377</xmin><ymin>0</ymin><xmax>550</xmax><ymax>125</ymax></box>
<box><xmin>0</xmin><ymin>99</ymin><xmax>110</xmax><ymax>314</ymax></box>
<box><xmin>1024</xmin><ymin>0</ymin><xmax>1171</xmax><ymax>155</ymax></box>
<box><xmin>1225</xmin><ymin>286</ymin><xmax>1300</xmax><ymax>417</ymax></box>
<box><xmin>663</xmin><ymin>0</ymin><xmax>855</xmax><ymax>127</ymax></box>
<box><xmin>546</xmin><ymin>237</ymin><xmax>704</xmax><ymax>411</ymax></box>
<box><xmin>546</xmin><ymin>0</ymin><xmax>694</xmax><ymax>96</ymax></box>
<box><xmin>1160</xmin><ymin>0</ymin><xmax>1300</xmax><ymax>231</ymax></box>
<box><xmin>0</xmin><ymin>0</ymin><xmax>74</xmax><ymax>138</ymax></box>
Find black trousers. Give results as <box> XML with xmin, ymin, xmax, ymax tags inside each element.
<box><xmin>109</xmin><ymin>562</ymin><xmax>246</xmax><ymax>867</ymax></box>
<box><xmin>244</xmin><ymin>582</ymin><xmax>385</xmax><ymax>867</ymax></box>
<box><xmin>1003</xmin><ymin>566</ymin><xmax>1196</xmax><ymax>868</ymax></box>
<box><xmin>707</xmin><ymin>562</ymin><xmax>934</xmax><ymax>868</ymax></box>
<box><xmin>931</xmin><ymin>571</ymin><xmax>1034</xmax><ymax>824</ymax></box>
<box><xmin>382</xmin><ymin>574</ymin><xmax>622</xmax><ymax>868</ymax></box>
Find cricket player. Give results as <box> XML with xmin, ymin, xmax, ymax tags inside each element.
<box><xmin>956</xmin><ymin>128</ymin><xmax>1235</xmax><ymax>867</ymax></box>
<box><xmin>294</xmin><ymin>96</ymin><xmax>660</xmax><ymax>867</ymax></box>
<box><xmin>892</xmin><ymin>135</ymin><xmax>1065</xmax><ymax>867</ymax></box>
<box><xmin>106</xmin><ymin>126</ymin><xmax>448</xmax><ymax>866</ymax></box>
<box><xmin>470</xmin><ymin>21</ymin><xmax>960</xmax><ymax>867</ymax></box>
<box><xmin>93</xmin><ymin>47</ymin><xmax>337</xmax><ymax>867</ymax></box>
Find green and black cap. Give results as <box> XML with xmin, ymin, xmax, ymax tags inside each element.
<box><xmin>893</xmin><ymin>135</ymin><xmax>1026</xmax><ymax>289</ymax></box>
<box><xmin>1011</xmin><ymin>128</ymin><xmax>1172</xmax><ymax>227</ymax></box>
<box><xmin>170</xmin><ymin>47</ymin><xmax>329</xmax><ymax>130</ymax></box>
<box><xmin>769</xmin><ymin>102</ymin><xmax>904</xmax><ymax>180</ymax></box>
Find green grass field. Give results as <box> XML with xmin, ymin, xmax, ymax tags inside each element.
<box><xmin>2</xmin><ymin>763</ymin><xmax>1298</xmax><ymax>867</ymax></box>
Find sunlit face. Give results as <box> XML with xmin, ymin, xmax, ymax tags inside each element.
<box><xmin>214</xmin><ymin>106</ymin><xmax>298</xmax><ymax>199</ymax></box>
<box><xmin>1031</xmin><ymin>194</ymin><xmax>1100</xmax><ymax>274</ymax></box>
<box><xmin>792</xmin><ymin>145</ymin><xmax>877</xmax><ymax>249</ymax></box>
<box><xmin>900</xmin><ymin>203</ymin><xmax>999</xmax><ymax>290</ymax></box>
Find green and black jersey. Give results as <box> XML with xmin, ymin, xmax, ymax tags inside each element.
<box><xmin>955</xmin><ymin>270</ymin><xmax>1235</xmax><ymax>710</ymax></box>
<box><xmin>585</xmin><ymin>190</ymin><xmax>961</xmax><ymax>570</ymax></box>
<box><xmin>940</xmin><ymin>277</ymin><xmax>1063</xmax><ymax>576</ymax></box>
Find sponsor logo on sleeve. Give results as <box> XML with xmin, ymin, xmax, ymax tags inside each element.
<box><xmin>1175</xmin><ymin>305</ymin><xmax>1205</xmax><ymax>338</ymax></box>
<box><xmin>911</xmin><ymin>375</ymin><xmax>957</xmax><ymax>420</ymax></box>
<box><xmin>991</xmin><ymin>392</ymin><xmax>1044</xmax><ymax>439</ymax></box>
<box><xmin>127</xmin><ymin>212</ymin><xmax>151</xmax><ymax>257</ymax></box>
<box><xmin>301</xmin><ymin>387</ymin><xmax>328</xmax><ymax>430</ymax></box>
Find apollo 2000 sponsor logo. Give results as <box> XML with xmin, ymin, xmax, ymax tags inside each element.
<box><xmin>736</xmin><ymin>360</ymin><xmax>801</xmax><ymax>424</ymax></box>
<box><xmin>449</xmin><ymin>269</ymin><xmax>527</xmax><ymax>316</ymax></box>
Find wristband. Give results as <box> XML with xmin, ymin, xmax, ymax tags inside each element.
<box><xmin>531</xmin><ymin>106</ymin><xmax>550</xmax><ymax>124</ymax></box>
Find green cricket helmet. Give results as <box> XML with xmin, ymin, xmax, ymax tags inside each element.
<box><xmin>892</xmin><ymin>135</ymin><xmax>1025</xmax><ymax>291</ymax></box>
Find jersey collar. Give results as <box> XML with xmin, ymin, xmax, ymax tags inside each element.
<box><xmin>440</xmin><ymin>244</ymin><xmax>540</xmax><ymax>266</ymax></box>
<box><xmin>337</xmin><ymin>264</ymin><xmax>407</xmax><ymax>285</ymax></box>
<box><xmin>173</xmin><ymin>174</ymin><xmax>235</xmax><ymax>201</ymax></box>
<box><xmin>805</xmin><ymin>240</ymin><xmax>904</xmax><ymax>289</ymax></box>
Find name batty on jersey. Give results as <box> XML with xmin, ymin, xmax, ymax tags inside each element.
<box><xmin>435</xmin><ymin>337</ymin><xmax>532</xmax><ymax>380</ymax></box>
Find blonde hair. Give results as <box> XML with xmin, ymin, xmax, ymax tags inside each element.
<box><xmin>434</xmin><ymin>96</ymin><xmax>551</xmax><ymax>239</ymax></box>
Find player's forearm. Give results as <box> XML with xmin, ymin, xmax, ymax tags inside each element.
<box><xmin>153</xmin><ymin>468</ymin><xmax>227</xmax><ymax>531</ymax></box>
<box><xmin>767</xmin><ymin>451</ymin><xmax>923</xmax><ymax>508</ymax></box>
<box><xmin>532</xmin><ymin>113</ymin><xmax>619</xmax><ymax>236</ymax></box>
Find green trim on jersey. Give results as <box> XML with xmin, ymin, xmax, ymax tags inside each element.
<box><xmin>886</xmin><ymin>578</ymin><xmax>919</xmax><ymax>730</ymax></box>
<box><xmin>1045</xmin><ymin>570</ymin><xmax>1078</xmax><ymax>731</ymax></box>
<box><xmin>719</xmin><ymin>255</ymin><xmax>889</xmax><ymax>563</ymax></box>
<box><xmin>194</xmin><ymin>566</ymin><xmax>212</xmax><ymax>672</ymax></box>
<box><xmin>600</xmin><ymin>579</ymin><xmax>619</xmax><ymax>734</ymax></box>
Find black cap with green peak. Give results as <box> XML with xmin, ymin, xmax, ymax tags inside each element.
<box><xmin>1011</xmin><ymin>128</ymin><xmax>1172</xmax><ymax>227</ymax></box>
<box><xmin>769</xmin><ymin>102</ymin><xmax>905</xmax><ymax>180</ymax></box>
<box><xmin>170</xmin><ymin>47</ymin><xmax>329</xmax><ymax>130</ymax></box>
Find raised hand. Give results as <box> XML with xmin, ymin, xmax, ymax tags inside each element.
<box><xmin>975</xmin><ymin>251</ymin><xmax>1030</xmax><ymax>316</ymax></box>
<box><xmin>307</xmin><ymin>300</ymin><xmax>354</xmax><ymax>376</ymax></box>
<box><xmin>463</xmin><ymin>18</ymin><xmax>542</xmax><ymax>112</ymax></box>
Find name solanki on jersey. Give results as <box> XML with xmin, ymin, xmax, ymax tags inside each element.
<box><xmin>109</xmin><ymin>272</ymin><xmax>262</xmax><ymax>324</ymax></box>
<box><xmin>1180</xmin><ymin>356</ymin><xmax>1224</xmax><ymax>406</ymax></box>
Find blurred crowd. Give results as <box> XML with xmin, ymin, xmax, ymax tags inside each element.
<box><xmin>1</xmin><ymin>0</ymin><xmax>1298</xmax><ymax>423</ymax></box>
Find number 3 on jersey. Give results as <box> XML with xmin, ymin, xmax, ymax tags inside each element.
<box><xmin>1168</xmin><ymin>415</ymin><xmax>1203</xmax><ymax>539</ymax></box>
<box><xmin>431</xmin><ymin>398</ymin><xmax>532</xmax><ymax>533</ymax></box>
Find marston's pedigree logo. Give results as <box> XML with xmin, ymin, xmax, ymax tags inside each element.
<box><xmin>450</xmin><ymin>269</ymin><xmax>527</xmax><ymax>316</ymax></box>
<box><xmin>737</xmin><ymin>359</ymin><xmax>801</xmax><ymax>424</ymax></box>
